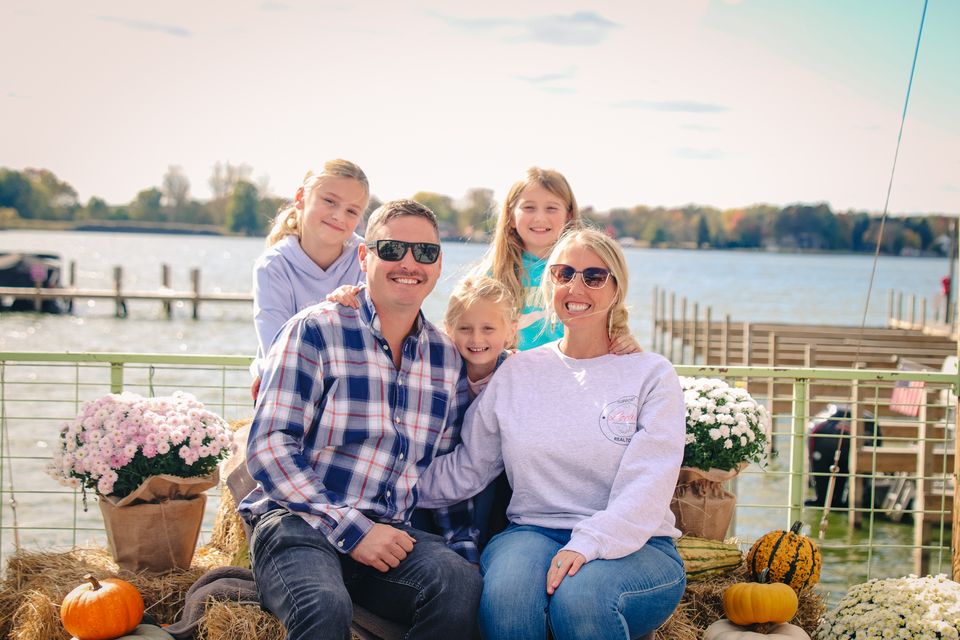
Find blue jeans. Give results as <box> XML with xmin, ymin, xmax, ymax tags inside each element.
<box><xmin>478</xmin><ymin>525</ymin><xmax>686</xmax><ymax>640</ymax></box>
<box><xmin>251</xmin><ymin>509</ymin><xmax>482</xmax><ymax>640</ymax></box>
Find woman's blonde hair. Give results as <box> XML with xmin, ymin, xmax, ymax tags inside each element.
<box><xmin>266</xmin><ymin>159</ymin><xmax>370</xmax><ymax>246</ymax></box>
<box><xmin>444</xmin><ymin>275</ymin><xmax>519</xmax><ymax>350</ymax></box>
<box><xmin>540</xmin><ymin>227</ymin><xmax>630</xmax><ymax>339</ymax></box>
<box><xmin>477</xmin><ymin>167</ymin><xmax>580</xmax><ymax>316</ymax></box>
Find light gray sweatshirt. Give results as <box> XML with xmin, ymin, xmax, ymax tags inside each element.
<box><xmin>417</xmin><ymin>342</ymin><xmax>685</xmax><ymax>562</ymax></box>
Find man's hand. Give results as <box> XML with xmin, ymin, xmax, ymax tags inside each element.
<box><xmin>348</xmin><ymin>524</ymin><xmax>416</xmax><ymax>572</ymax></box>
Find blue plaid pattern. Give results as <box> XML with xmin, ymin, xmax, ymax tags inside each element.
<box><xmin>240</xmin><ymin>290</ymin><xmax>477</xmax><ymax>562</ymax></box>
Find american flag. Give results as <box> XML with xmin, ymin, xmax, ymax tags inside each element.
<box><xmin>890</xmin><ymin>379</ymin><xmax>926</xmax><ymax>417</ymax></box>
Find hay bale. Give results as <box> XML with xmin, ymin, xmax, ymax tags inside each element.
<box><xmin>201</xmin><ymin>601</ymin><xmax>286</xmax><ymax>640</ymax></box>
<box><xmin>209</xmin><ymin>489</ymin><xmax>248</xmax><ymax>563</ymax></box>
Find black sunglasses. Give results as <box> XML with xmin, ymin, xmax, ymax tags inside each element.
<box><xmin>548</xmin><ymin>264</ymin><xmax>613</xmax><ymax>289</ymax></box>
<box><xmin>366</xmin><ymin>239</ymin><xmax>441</xmax><ymax>264</ymax></box>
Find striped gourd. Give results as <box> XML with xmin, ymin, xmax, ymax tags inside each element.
<box><xmin>676</xmin><ymin>535</ymin><xmax>742</xmax><ymax>581</ymax></box>
<box><xmin>746</xmin><ymin>521</ymin><xmax>822</xmax><ymax>592</ymax></box>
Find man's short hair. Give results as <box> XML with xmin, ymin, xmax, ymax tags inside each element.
<box><xmin>365</xmin><ymin>199</ymin><xmax>439</xmax><ymax>241</ymax></box>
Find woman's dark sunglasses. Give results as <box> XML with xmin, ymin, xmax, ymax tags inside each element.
<box><xmin>548</xmin><ymin>264</ymin><xmax>613</xmax><ymax>289</ymax></box>
<box><xmin>366</xmin><ymin>239</ymin><xmax>441</xmax><ymax>264</ymax></box>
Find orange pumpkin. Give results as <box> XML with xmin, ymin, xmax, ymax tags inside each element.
<box><xmin>60</xmin><ymin>573</ymin><xmax>144</xmax><ymax>640</ymax></box>
<box><xmin>723</xmin><ymin>569</ymin><xmax>799</xmax><ymax>625</ymax></box>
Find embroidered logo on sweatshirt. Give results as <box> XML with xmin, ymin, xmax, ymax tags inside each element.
<box><xmin>599</xmin><ymin>396</ymin><xmax>642</xmax><ymax>445</ymax></box>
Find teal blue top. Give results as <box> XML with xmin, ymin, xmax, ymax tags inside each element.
<box><xmin>517</xmin><ymin>251</ymin><xmax>564</xmax><ymax>350</ymax></box>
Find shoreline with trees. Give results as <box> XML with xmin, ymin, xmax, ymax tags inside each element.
<box><xmin>1</xmin><ymin>165</ymin><xmax>955</xmax><ymax>257</ymax></box>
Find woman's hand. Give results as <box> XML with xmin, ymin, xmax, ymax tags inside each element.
<box><xmin>546</xmin><ymin>550</ymin><xmax>587</xmax><ymax>594</ymax></box>
<box><xmin>609</xmin><ymin>333</ymin><xmax>643</xmax><ymax>355</ymax></box>
<box><xmin>326</xmin><ymin>284</ymin><xmax>364</xmax><ymax>308</ymax></box>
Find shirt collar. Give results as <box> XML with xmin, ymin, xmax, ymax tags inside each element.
<box><xmin>359</xmin><ymin>288</ymin><xmax>426</xmax><ymax>340</ymax></box>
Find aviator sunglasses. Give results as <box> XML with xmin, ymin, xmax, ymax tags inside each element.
<box><xmin>366</xmin><ymin>239</ymin><xmax>441</xmax><ymax>264</ymax></box>
<box><xmin>548</xmin><ymin>264</ymin><xmax>613</xmax><ymax>289</ymax></box>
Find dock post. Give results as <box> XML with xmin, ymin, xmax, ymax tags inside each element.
<box><xmin>658</xmin><ymin>288</ymin><xmax>666</xmax><ymax>354</ymax></box>
<box><xmin>679</xmin><ymin>297</ymin><xmax>688</xmax><ymax>364</ymax></box>
<box><xmin>191</xmin><ymin>268</ymin><xmax>201</xmax><ymax>320</ymax></box>
<box><xmin>667</xmin><ymin>292</ymin><xmax>676</xmax><ymax>362</ymax></box>
<box><xmin>68</xmin><ymin>260</ymin><xmax>76</xmax><ymax>313</ymax></box>
<box><xmin>896</xmin><ymin>291</ymin><xmax>903</xmax><ymax>326</ymax></box>
<box><xmin>887</xmin><ymin>289</ymin><xmax>894</xmax><ymax>326</ymax></box>
<box><xmin>920</xmin><ymin>298</ymin><xmax>927</xmax><ymax>329</ymax></box>
<box><xmin>909</xmin><ymin>293</ymin><xmax>916</xmax><ymax>327</ymax></box>
<box><xmin>691</xmin><ymin>302</ymin><xmax>699</xmax><ymax>364</ymax></box>
<box><xmin>705</xmin><ymin>306</ymin><xmax>713</xmax><ymax>365</ymax></box>
<box><xmin>651</xmin><ymin>286</ymin><xmax>659</xmax><ymax>353</ymax></box>
<box><xmin>113</xmin><ymin>266</ymin><xmax>127</xmax><ymax>318</ymax></box>
<box><xmin>721</xmin><ymin>314</ymin><xmax>730</xmax><ymax>366</ymax></box>
<box><xmin>161</xmin><ymin>264</ymin><xmax>173</xmax><ymax>319</ymax></box>
<box><xmin>742</xmin><ymin>322</ymin><xmax>751</xmax><ymax>366</ymax></box>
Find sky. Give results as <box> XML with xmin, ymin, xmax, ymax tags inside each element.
<box><xmin>1</xmin><ymin>0</ymin><xmax>957</xmax><ymax>215</ymax></box>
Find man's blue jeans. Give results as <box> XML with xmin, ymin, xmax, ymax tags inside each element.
<box><xmin>478</xmin><ymin>525</ymin><xmax>686</xmax><ymax>640</ymax></box>
<box><xmin>251</xmin><ymin>509</ymin><xmax>482</xmax><ymax>640</ymax></box>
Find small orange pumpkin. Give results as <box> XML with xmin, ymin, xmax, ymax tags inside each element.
<box><xmin>723</xmin><ymin>568</ymin><xmax>799</xmax><ymax>626</ymax></box>
<box><xmin>60</xmin><ymin>573</ymin><xmax>144</xmax><ymax>640</ymax></box>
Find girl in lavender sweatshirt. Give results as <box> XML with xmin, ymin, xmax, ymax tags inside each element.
<box><xmin>418</xmin><ymin>228</ymin><xmax>686</xmax><ymax>640</ymax></box>
<box><xmin>250</xmin><ymin>160</ymin><xmax>369</xmax><ymax>399</ymax></box>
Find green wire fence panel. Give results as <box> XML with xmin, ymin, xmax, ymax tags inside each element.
<box><xmin>0</xmin><ymin>354</ymin><xmax>956</xmax><ymax>604</ymax></box>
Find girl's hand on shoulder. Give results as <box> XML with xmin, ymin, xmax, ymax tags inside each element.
<box><xmin>546</xmin><ymin>550</ymin><xmax>587</xmax><ymax>594</ymax></box>
<box><xmin>326</xmin><ymin>284</ymin><xmax>364</xmax><ymax>308</ymax></box>
<box><xmin>609</xmin><ymin>333</ymin><xmax>643</xmax><ymax>355</ymax></box>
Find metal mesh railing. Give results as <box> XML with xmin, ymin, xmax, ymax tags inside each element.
<box><xmin>0</xmin><ymin>353</ymin><xmax>956</xmax><ymax>602</ymax></box>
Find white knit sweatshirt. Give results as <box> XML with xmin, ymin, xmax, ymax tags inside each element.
<box><xmin>417</xmin><ymin>342</ymin><xmax>685</xmax><ymax>562</ymax></box>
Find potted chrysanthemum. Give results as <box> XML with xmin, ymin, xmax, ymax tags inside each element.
<box><xmin>672</xmin><ymin>377</ymin><xmax>768</xmax><ymax>540</ymax></box>
<box><xmin>816</xmin><ymin>574</ymin><xmax>960</xmax><ymax>639</ymax></box>
<box><xmin>47</xmin><ymin>391</ymin><xmax>232</xmax><ymax>573</ymax></box>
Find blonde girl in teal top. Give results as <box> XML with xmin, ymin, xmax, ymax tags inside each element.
<box><xmin>478</xmin><ymin>167</ymin><xmax>638</xmax><ymax>352</ymax></box>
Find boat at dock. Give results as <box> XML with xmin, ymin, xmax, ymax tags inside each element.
<box><xmin>0</xmin><ymin>252</ymin><xmax>68</xmax><ymax>313</ymax></box>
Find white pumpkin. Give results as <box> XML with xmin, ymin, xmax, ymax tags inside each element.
<box><xmin>703</xmin><ymin>619</ymin><xmax>811</xmax><ymax>640</ymax></box>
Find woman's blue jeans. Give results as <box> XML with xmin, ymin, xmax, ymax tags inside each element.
<box><xmin>478</xmin><ymin>525</ymin><xmax>686</xmax><ymax>640</ymax></box>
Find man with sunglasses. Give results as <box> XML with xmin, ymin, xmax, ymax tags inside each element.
<box><xmin>241</xmin><ymin>199</ymin><xmax>480</xmax><ymax>640</ymax></box>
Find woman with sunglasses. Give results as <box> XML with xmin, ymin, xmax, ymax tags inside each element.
<box><xmin>417</xmin><ymin>227</ymin><xmax>687</xmax><ymax>640</ymax></box>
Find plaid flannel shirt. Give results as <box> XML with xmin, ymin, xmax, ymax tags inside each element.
<box><xmin>239</xmin><ymin>290</ymin><xmax>477</xmax><ymax>562</ymax></box>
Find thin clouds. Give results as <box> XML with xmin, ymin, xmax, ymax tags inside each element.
<box><xmin>682</xmin><ymin>124</ymin><xmax>721</xmax><ymax>131</ymax></box>
<box><xmin>515</xmin><ymin>68</ymin><xmax>577</xmax><ymax>85</ymax></box>
<box><xmin>615</xmin><ymin>100</ymin><xmax>730</xmax><ymax>113</ymax></box>
<box><xmin>440</xmin><ymin>11</ymin><xmax>619</xmax><ymax>46</ymax></box>
<box><xmin>98</xmin><ymin>16</ymin><xmax>192</xmax><ymax>38</ymax></box>
<box><xmin>676</xmin><ymin>147</ymin><xmax>725</xmax><ymax>160</ymax></box>
<box><xmin>260</xmin><ymin>2</ymin><xmax>291</xmax><ymax>11</ymax></box>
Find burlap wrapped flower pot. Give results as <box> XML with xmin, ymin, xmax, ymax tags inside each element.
<box><xmin>98</xmin><ymin>472</ymin><xmax>218</xmax><ymax>573</ymax></box>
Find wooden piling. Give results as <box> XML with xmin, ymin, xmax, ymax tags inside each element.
<box><xmin>67</xmin><ymin>260</ymin><xmax>76</xmax><ymax>313</ymax></box>
<box><xmin>651</xmin><ymin>286</ymin><xmax>659</xmax><ymax>353</ymax></box>
<box><xmin>705</xmin><ymin>306</ymin><xmax>713</xmax><ymax>365</ymax></box>
<box><xmin>691</xmin><ymin>302</ymin><xmax>699</xmax><ymax>363</ymax></box>
<box><xmin>679</xmin><ymin>297</ymin><xmax>688</xmax><ymax>363</ymax></box>
<box><xmin>190</xmin><ymin>268</ymin><xmax>201</xmax><ymax>320</ymax></box>
<box><xmin>161</xmin><ymin>264</ymin><xmax>172</xmax><ymax>319</ymax></box>
<box><xmin>721</xmin><ymin>314</ymin><xmax>730</xmax><ymax>366</ymax></box>
<box><xmin>113</xmin><ymin>266</ymin><xmax>127</xmax><ymax>318</ymax></box>
<box><xmin>667</xmin><ymin>292</ymin><xmax>676</xmax><ymax>361</ymax></box>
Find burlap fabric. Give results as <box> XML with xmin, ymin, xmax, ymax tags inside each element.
<box><xmin>98</xmin><ymin>472</ymin><xmax>218</xmax><ymax>573</ymax></box>
<box><xmin>669</xmin><ymin>466</ymin><xmax>740</xmax><ymax>541</ymax></box>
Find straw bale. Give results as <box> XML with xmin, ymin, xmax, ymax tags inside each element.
<box><xmin>209</xmin><ymin>487</ymin><xmax>248</xmax><ymax>566</ymax></box>
<box><xmin>0</xmin><ymin>547</ymin><xmax>825</xmax><ymax>640</ymax></box>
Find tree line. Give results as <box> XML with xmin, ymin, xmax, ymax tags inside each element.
<box><xmin>0</xmin><ymin>165</ymin><xmax>954</xmax><ymax>256</ymax></box>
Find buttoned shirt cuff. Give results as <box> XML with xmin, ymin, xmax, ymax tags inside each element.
<box><xmin>447</xmin><ymin>539</ymin><xmax>479</xmax><ymax>564</ymax></box>
<box><xmin>326</xmin><ymin>509</ymin><xmax>374</xmax><ymax>554</ymax></box>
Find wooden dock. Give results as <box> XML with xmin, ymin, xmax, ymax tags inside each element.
<box><xmin>653</xmin><ymin>285</ymin><xmax>958</xmax><ymax>575</ymax></box>
<box><xmin>0</xmin><ymin>263</ymin><xmax>251</xmax><ymax>318</ymax></box>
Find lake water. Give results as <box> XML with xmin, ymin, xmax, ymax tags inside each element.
<box><xmin>0</xmin><ymin>229</ymin><xmax>954</xmax><ymax>604</ymax></box>
<box><xmin>0</xmin><ymin>229</ymin><xmax>949</xmax><ymax>355</ymax></box>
